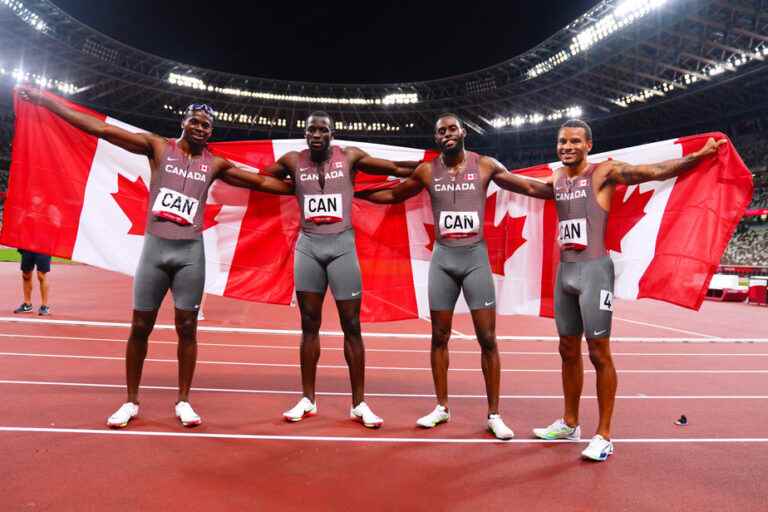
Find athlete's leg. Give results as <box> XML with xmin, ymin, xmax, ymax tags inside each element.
<box><xmin>170</xmin><ymin>240</ymin><xmax>206</xmax><ymax>403</ymax></box>
<box><xmin>461</xmin><ymin>247</ymin><xmax>500</xmax><ymax>416</ymax></box>
<box><xmin>554</xmin><ymin>262</ymin><xmax>584</xmax><ymax>428</ymax></box>
<box><xmin>335</xmin><ymin>298</ymin><xmax>365</xmax><ymax>405</ymax></box>
<box><xmin>296</xmin><ymin>291</ymin><xmax>325</xmax><ymax>402</ymax></box>
<box><xmin>326</xmin><ymin>238</ymin><xmax>366</xmax><ymax>405</ymax></box>
<box><xmin>429</xmin><ymin>310</ymin><xmax>454</xmax><ymax>408</ymax></box>
<box><xmin>128</xmin><ymin>234</ymin><xmax>171</xmax><ymax>404</ymax></box>
<box><xmin>559</xmin><ymin>335</ymin><xmax>583</xmax><ymax>427</ymax></box>
<box><xmin>586</xmin><ymin>337</ymin><xmax>616</xmax><ymax>438</ymax></box>
<box><xmin>126</xmin><ymin>309</ymin><xmax>160</xmax><ymax>403</ymax></box>
<box><xmin>581</xmin><ymin>257</ymin><xmax>617</xmax><ymax>438</ymax></box>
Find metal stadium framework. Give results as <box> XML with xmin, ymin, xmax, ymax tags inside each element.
<box><xmin>1</xmin><ymin>0</ymin><xmax>768</xmax><ymax>147</ymax></box>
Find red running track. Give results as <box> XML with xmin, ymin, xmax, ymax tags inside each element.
<box><xmin>1</xmin><ymin>262</ymin><xmax>767</xmax><ymax>511</ymax></box>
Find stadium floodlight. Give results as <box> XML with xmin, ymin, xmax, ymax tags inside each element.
<box><xmin>1</xmin><ymin>0</ymin><xmax>49</xmax><ymax>33</ymax></box>
<box><xmin>167</xmin><ymin>73</ymin><xmax>419</xmax><ymax>106</ymax></box>
<box><xmin>527</xmin><ymin>0</ymin><xmax>668</xmax><ymax>79</ymax></box>
<box><xmin>490</xmin><ymin>106</ymin><xmax>584</xmax><ymax>129</ymax></box>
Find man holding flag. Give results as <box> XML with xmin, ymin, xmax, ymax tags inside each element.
<box><xmin>523</xmin><ymin>120</ymin><xmax>725</xmax><ymax>461</ymax></box>
<box><xmin>16</xmin><ymin>86</ymin><xmax>294</xmax><ymax>429</ymax></box>
<box><xmin>261</xmin><ymin>111</ymin><xmax>417</xmax><ymax>428</ymax></box>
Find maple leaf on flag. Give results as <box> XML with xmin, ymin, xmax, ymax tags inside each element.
<box><xmin>111</xmin><ymin>174</ymin><xmax>148</xmax><ymax>236</ymax></box>
<box><xmin>111</xmin><ymin>173</ymin><xmax>222</xmax><ymax>236</ymax></box>
<box><xmin>423</xmin><ymin>193</ymin><xmax>526</xmax><ymax>275</ymax></box>
<box><xmin>484</xmin><ymin>193</ymin><xmax>527</xmax><ymax>276</ymax></box>
<box><xmin>605</xmin><ymin>185</ymin><xmax>654</xmax><ymax>253</ymax></box>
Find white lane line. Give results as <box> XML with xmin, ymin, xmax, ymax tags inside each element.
<box><xmin>3</xmin><ymin>316</ymin><xmax>763</xmax><ymax>343</ymax></box>
<box><xmin>2</xmin><ymin>426</ymin><xmax>768</xmax><ymax>445</ymax></box>
<box><xmin>612</xmin><ymin>316</ymin><xmax>716</xmax><ymax>338</ymax></box>
<box><xmin>1</xmin><ymin>352</ymin><xmax>767</xmax><ymax>374</ymax></box>
<box><xmin>4</xmin><ymin>333</ymin><xmax>768</xmax><ymax>356</ymax></box>
<box><xmin>3</xmin><ymin>379</ymin><xmax>768</xmax><ymax>400</ymax></box>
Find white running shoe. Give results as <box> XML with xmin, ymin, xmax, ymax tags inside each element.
<box><xmin>533</xmin><ymin>418</ymin><xmax>581</xmax><ymax>440</ymax></box>
<box><xmin>416</xmin><ymin>405</ymin><xmax>450</xmax><ymax>428</ymax></box>
<box><xmin>283</xmin><ymin>397</ymin><xmax>317</xmax><ymax>422</ymax></box>
<box><xmin>581</xmin><ymin>434</ymin><xmax>614</xmax><ymax>461</ymax></box>
<box><xmin>174</xmin><ymin>401</ymin><xmax>202</xmax><ymax>427</ymax></box>
<box><xmin>487</xmin><ymin>414</ymin><xmax>515</xmax><ymax>440</ymax></box>
<box><xmin>106</xmin><ymin>402</ymin><xmax>139</xmax><ymax>428</ymax></box>
<box><xmin>350</xmin><ymin>401</ymin><xmax>383</xmax><ymax>428</ymax></box>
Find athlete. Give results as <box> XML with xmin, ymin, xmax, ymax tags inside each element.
<box><xmin>262</xmin><ymin>111</ymin><xmax>416</xmax><ymax>428</ymax></box>
<box><xmin>355</xmin><ymin>113</ymin><xmax>552</xmax><ymax>439</ymax></box>
<box><xmin>469</xmin><ymin>119</ymin><xmax>723</xmax><ymax>459</ymax></box>
<box><xmin>17</xmin><ymin>86</ymin><xmax>294</xmax><ymax>428</ymax></box>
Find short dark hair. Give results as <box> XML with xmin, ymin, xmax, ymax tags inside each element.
<box><xmin>559</xmin><ymin>119</ymin><xmax>592</xmax><ymax>141</ymax></box>
<box><xmin>307</xmin><ymin>110</ymin><xmax>333</xmax><ymax>125</ymax></box>
<box><xmin>436</xmin><ymin>112</ymin><xmax>463</xmax><ymax>128</ymax></box>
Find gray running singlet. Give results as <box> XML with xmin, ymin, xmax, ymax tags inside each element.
<box><xmin>553</xmin><ymin>164</ymin><xmax>608</xmax><ymax>263</ymax></box>
<box><xmin>427</xmin><ymin>152</ymin><xmax>495</xmax><ymax>311</ymax></box>
<box><xmin>429</xmin><ymin>151</ymin><xmax>486</xmax><ymax>247</ymax></box>
<box><xmin>147</xmin><ymin>140</ymin><xmax>217</xmax><ymax>240</ymax></box>
<box><xmin>294</xmin><ymin>146</ymin><xmax>353</xmax><ymax>235</ymax></box>
<box><xmin>553</xmin><ymin>164</ymin><xmax>614</xmax><ymax>339</ymax></box>
<box><xmin>292</xmin><ymin>146</ymin><xmax>361</xmax><ymax>299</ymax></box>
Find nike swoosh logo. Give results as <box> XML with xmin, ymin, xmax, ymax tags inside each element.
<box><xmin>484</xmin><ymin>301</ymin><xmax>495</xmax><ymax>307</ymax></box>
<box><xmin>351</xmin><ymin>291</ymin><xmax>361</xmax><ymax>297</ymax></box>
<box><xmin>593</xmin><ymin>330</ymin><xmax>608</xmax><ymax>336</ymax></box>
<box><xmin>167</xmin><ymin>157</ymin><xmax>179</xmax><ymax>161</ymax></box>
<box><xmin>433</xmin><ymin>177</ymin><xmax>444</xmax><ymax>182</ymax></box>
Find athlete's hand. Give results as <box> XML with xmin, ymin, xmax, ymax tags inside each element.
<box><xmin>693</xmin><ymin>137</ymin><xmax>727</xmax><ymax>159</ymax></box>
<box><xmin>16</xmin><ymin>85</ymin><xmax>46</xmax><ymax>105</ymax></box>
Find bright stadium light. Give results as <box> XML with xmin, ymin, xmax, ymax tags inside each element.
<box><xmin>490</xmin><ymin>106</ymin><xmax>584</xmax><ymax>129</ymax></box>
<box><xmin>1</xmin><ymin>0</ymin><xmax>49</xmax><ymax>33</ymax></box>
<box><xmin>527</xmin><ymin>0</ymin><xmax>668</xmax><ymax>79</ymax></box>
<box><xmin>168</xmin><ymin>73</ymin><xmax>419</xmax><ymax>106</ymax></box>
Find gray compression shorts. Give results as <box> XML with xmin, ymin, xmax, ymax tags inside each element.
<box><xmin>133</xmin><ymin>233</ymin><xmax>206</xmax><ymax>312</ymax></box>
<box><xmin>554</xmin><ymin>256</ymin><xmax>614</xmax><ymax>340</ymax></box>
<box><xmin>428</xmin><ymin>241</ymin><xmax>496</xmax><ymax>311</ymax></box>
<box><xmin>294</xmin><ymin>229</ymin><xmax>362</xmax><ymax>300</ymax></box>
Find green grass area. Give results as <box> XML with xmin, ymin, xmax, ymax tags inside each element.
<box><xmin>0</xmin><ymin>248</ymin><xmax>72</xmax><ymax>264</ymax></box>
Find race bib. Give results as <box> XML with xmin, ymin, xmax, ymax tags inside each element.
<box><xmin>439</xmin><ymin>211</ymin><xmax>480</xmax><ymax>239</ymax></box>
<box><xmin>152</xmin><ymin>187</ymin><xmax>200</xmax><ymax>226</ymax></box>
<box><xmin>304</xmin><ymin>193</ymin><xmax>343</xmax><ymax>224</ymax></box>
<box><xmin>558</xmin><ymin>218</ymin><xmax>588</xmax><ymax>250</ymax></box>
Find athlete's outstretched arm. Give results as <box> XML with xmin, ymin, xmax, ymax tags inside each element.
<box><xmin>16</xmin><ymin>86</ymin><xmax>163</xmax><ymax>157</ymax></box>
<box><xmin>259</xmin><ymin>152</ymin><xmax>298</xmax><ymax>180</ymax></box>
<box><xmin>355</xmin><ymin>163</ymin><xmax>428</xmax><ymax>204</ymax></box>
<box><xmin>487</xmin><ymin>157</ymin><xmax>555</xmax><ymax>199</ymax></box>
<box><xmin>347</xmin><ymin>147</ymin><xmax>420</xmax><ymax>177</ymax></box>
<box><xmin>217</xmin><ymin>162</ymin><xmax>295</xmax><ymax>195</ymax></box>
<box><xmin>605</xmin><ymin>137</ymin><xmax>727</xmax><ymax>185</ymax></box>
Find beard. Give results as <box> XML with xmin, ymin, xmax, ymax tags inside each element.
<box><xmin>442</xmin><ymin>138</ymin><xmax>465</xmax><ymax>157</ymax></box>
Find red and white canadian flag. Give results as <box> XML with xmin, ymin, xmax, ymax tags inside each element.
<box><xmin>1</xmin><ymin>93</ymin><xmax>753</xmax><ymax>321</ymax></box>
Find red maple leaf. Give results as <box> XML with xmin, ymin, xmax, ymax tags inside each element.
<box><xmin>484</xmin><ymin>194</ymin><xmax>527</xmax><ymax>276</ymax></box>
<box><xmin>111</xmin><ymin>174</ymin><xmax>148</xmax><ymax>236</ymax></box>
<box><xmin>422</xmin><ymin>193</ymin><xmax>527</xmax><ymax>275</ymax></box>
<box><xmin>111</xmin><ymin>173</ymin><xmax>222</xmax><ymax>236</ymax></box>
<box><xmin>605</xmin><ymin>186</ymin><xmax>654</xmax><ymax>253</ymax></box>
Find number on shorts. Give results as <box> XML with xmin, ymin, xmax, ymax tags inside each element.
<box><xmin>600</xmin><ymin>290</ymin><xmax>613</xmax><ymax>312</ymax></box>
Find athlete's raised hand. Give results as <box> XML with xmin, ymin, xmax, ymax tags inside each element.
<box><xmin>692</xmin><ymin>137</ymin><xmax>727</xmax><ymax>159</ymax></box>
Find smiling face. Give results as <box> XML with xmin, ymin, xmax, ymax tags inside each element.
<box><xmin>557</xmin><ymin>127</ymin><xmax>593</xmax><ymax>168</ymax></box>
<box><xmin>435</xmin><ymin>116</ymin><xmax>466</xmax><ymax>156</ymax></box>
<box><xmin>305</xmin><ymin>115</ymin><xmax>333</xmax><ymax>153</ymax></box>
<box><xmin>181</xmin><ymin>110</ymin><xmax>214</xmax><ymax>146</ymax></box>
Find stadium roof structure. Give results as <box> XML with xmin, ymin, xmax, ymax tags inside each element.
<box><xmin>1</xmin><ymin>0</ymin><xmax>768</xmax><ymax>144</ymax></box>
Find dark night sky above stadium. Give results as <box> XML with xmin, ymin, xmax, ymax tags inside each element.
<box><xmin>51</xmin><ymin>0</ymin><xmax>599</xmax><ymax>83</ymax></box>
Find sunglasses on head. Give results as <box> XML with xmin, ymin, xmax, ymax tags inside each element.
<box><xmin>185</xmin><ymin>103</ymin><xmax>215</xmax><ymax>117</ymax></box>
